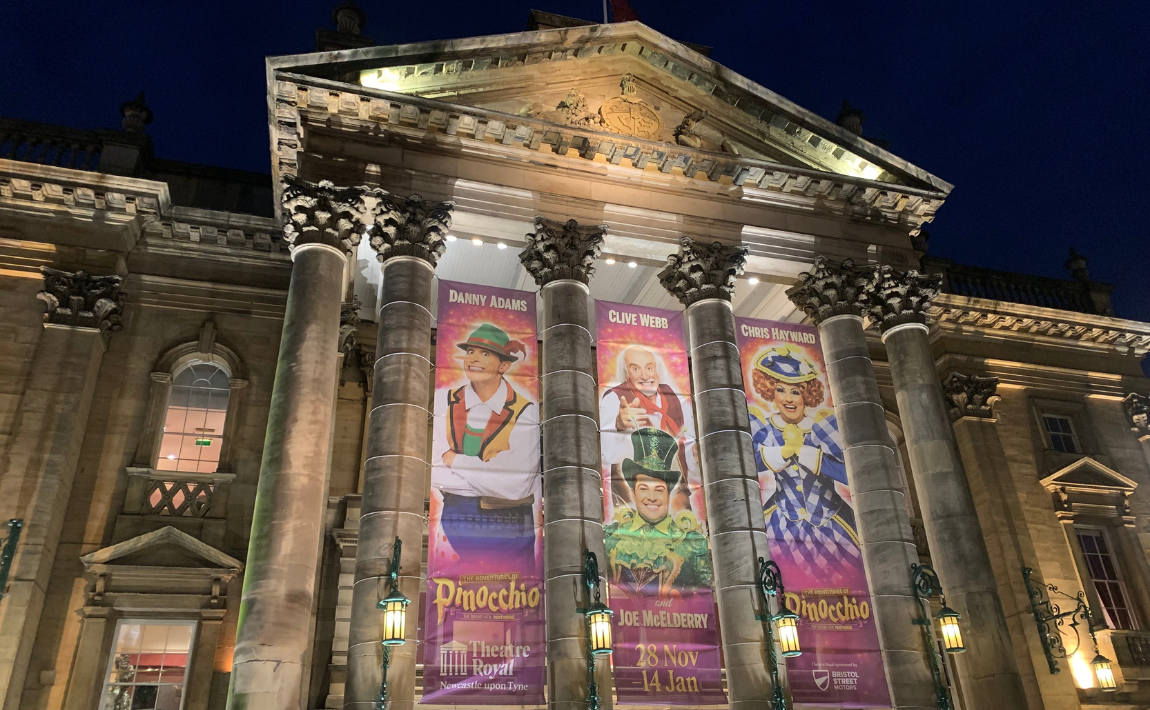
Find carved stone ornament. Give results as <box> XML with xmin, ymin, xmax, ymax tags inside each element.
<box><xmin>37</xmin><ymin>266</ymin><xmax>124</xmax><ymax>335</ymax></box>
<box><xmin>658</xmin><ymin>237</ymin><xmax>747</xmax><ymax>306</ymax></box>
<box><xmin>942</xmin><ymin>372</ymin><xmax>1000</xmax><ymax>421</ymax></box>
<box><xmin>1124</xmin><ymin>393</ymin><xmax>1150</xmax><ymax>438</ymax></box>
<box><xmin>864</xmin><ymin>265</ymin><xmax>941</xmax><ymax>332</ymax></box>
<box><xmin>367</xmin><ymin>191</ymin><xmax>454</xmax><ymax>265</ymax></box>
<box><xmin>520</xmin><ymin>217</ymin><xmax>605</xmax><ymax>286</ymax></box>
<box><xmin>280</xmin><ymin>175</ymin><xmax>369</xmax><ymax>253</ymax></box>
<box><xmin>555</xmin><ymin>89</ymin><xmax>600</xmax><ymax>129</ymax></box>
<box><xmin>338</xmin><ymin>297</ymin><xmax>361</xmax><ymax>355</ymax></box>
<box><xmin>599</xmin><ymin>73</ymin><xmax>663</xmax><ymax>140</ymax></box>
<box><xmin>785</xmin><ymin>257</ymin><xmax>874</xmax><ymax>324</ymax></box>
<box><xmin>674</xmin><ymin>110</ymin><xmax>707</xmax><ymax>149</ymax></box>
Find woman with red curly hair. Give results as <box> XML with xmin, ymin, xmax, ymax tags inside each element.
<box><xmin>748</xmin><ymin>346</ymin><xmax>861</xmax><ymax>586</ymax></box>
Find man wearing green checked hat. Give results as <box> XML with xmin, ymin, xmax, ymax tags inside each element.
<box><xmin>604</xmin><ymin>427</ymin><xmax>713</xmax><ymax>598</ymax></box>
<box><xmin>432</xmin><ymin>322</ymin><xmax>540</xmax><ymax>565</ymax></box>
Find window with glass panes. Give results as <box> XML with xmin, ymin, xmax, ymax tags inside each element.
<box><xmin>1043</xmin><ymin>415</ymin><xmax>1079</xmax><ymax>453</ymax></box>
<box><xmin>158</xmin><ymin>363</ymin><xmax>230</xmax><ymax>473</ymax></box>
<box><xmin>1076</xmin><ymin>526</ymin><xmax>1139</xmax><ymax>630</ymax></box>
<box><xmin>100</xmin><ymin>621</ymin><xmax>195</xmax><ymax>710</ymax></box>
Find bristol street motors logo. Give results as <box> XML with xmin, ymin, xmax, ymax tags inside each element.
<box><xmin>812</xmin><ymin>669</ymin><xmax>831</xmax><ymax>691</ymax></box>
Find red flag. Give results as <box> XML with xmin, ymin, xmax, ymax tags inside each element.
<box><xmin>609</xmin><ymin>0</ymin><xmax>640</xmax><ymax>22</ymax></box>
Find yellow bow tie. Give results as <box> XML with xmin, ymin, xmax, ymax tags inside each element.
<box><xmin>781</xmin><ymin>423</ymin><xmax>805</xmax><ymax>460</ymax></box>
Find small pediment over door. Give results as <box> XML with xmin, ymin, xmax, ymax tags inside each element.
<box><xmin>81</xmin><ymin>525</ymin><xmax>243</xmax><ymax>571</ymax></box>
<box><xmin>1040</xmin><ymin>457</ymin><xmax>1137</xmax><ymax>522</ymax></box>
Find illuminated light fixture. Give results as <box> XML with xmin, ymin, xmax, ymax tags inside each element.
<box><xmin>471</xmin><ymin>238</ymin><xmax>483</xmax><ymax>246</ymax></box>
<box><xmin>627</xmin><ymin>261</ymin><xmax>637</xmax><ymax>268</ymax></box>
<box><xmin>936</xmin><ymin>604</ymin><xmax>965</xmax><ymax>653</ymax></box>
<box><xmin>749</xmin><ymin>277</ymin><xmax>760</xmax><ymax>285</ymax></box>
<box><xmin>1092</xmin><ymin>653</ymin><xmax>1117</xmax><ymax>691</ymax></box>
<box><xmin>194</xmin><ymin>438</ymin><xmax>211</xmax><ymax>447</ymax></box>
<box><xmin>911</xmin><ymin>563</ymin><xmax>961</xmax><ymax>708</ymax></box>
<box><xmin>167</xmin><ymin>454</ymin><xmax>177</xmax><ymax>460</ymax></box>
<box><xmin>446</xmin><ymin>234</ymin><xmax>457</xmax><ymax>242</ymax></box>
<box><xmin>757</xmin><ymin>558</ymin><xmax>800</xmax><ymax>709</ymax></box>
<box><xmin>605</xmin><ymin>258</ymin><xmax>616</xmax><ymax>265</ymax></box>
<box><xmin>579</xmin><ymin>549</ymin><xmax>612</xmax><ymax>709</ymax></box>
<box><xmin>376</xmin><ymin>537</ymin><xmax>410</xmax><ymax>708</ymax></box>
<box><xmin>496</xmin><ymin>242</ymin><xmax>507</xmax><ymax>250</ymax></box>
<box><xmin>359</xmin><ymin>68</ymin><xmax>404</xmax><ymax>92</ymax></box>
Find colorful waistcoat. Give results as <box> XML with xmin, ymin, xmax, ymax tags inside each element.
<box><xmin>447</xmin><ymin>383</ymin><xmax>532</xmax><ymax>462</ymax></box>
<box><xmin>608</xmin><ymin>382</ymin><xmax>685</xmax><ymax>436</ymax></box>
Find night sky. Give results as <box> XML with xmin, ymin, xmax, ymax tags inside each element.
<box><xmin>3</xmin><ymin>1</ymin><xmax>1147</xmax><ymax>319</ymax></box>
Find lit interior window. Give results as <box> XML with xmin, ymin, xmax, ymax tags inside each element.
<box><xmin>100</xmin><ymin>621</ymin><xmax>196</xmax><ymax>710</ymax></box>
<box><xmin>158</xmin><ymin>363</ymin><xmax>230</xmax><ymax>473</ymax></box>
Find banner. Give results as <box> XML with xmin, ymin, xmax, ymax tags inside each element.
<box><xmin>595</xmin><ymin>301</ymin><xmax>726</xmax><ymax>705</ymax></box>
<box><xmin>423</xmin><ymin>280</ymin><xmax>544</xmax><ymax>704</ymax></box>
<box><xmin>735</xmin><ymin>317</ymin><xmax>891</xmax><ymax>706</ymax></box>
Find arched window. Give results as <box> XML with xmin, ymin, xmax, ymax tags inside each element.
<box><xmin>157</xmin><ymin>362</ymin><xmax>231</xmax><ymax>473</ymax></box>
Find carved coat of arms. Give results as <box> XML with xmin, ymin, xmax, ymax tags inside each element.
<box><xmin>598</xmin><ymin>74</ymin><xmax>663</xmax><ymax>140</ymax></box>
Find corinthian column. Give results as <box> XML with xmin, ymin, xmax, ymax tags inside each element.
<box><xmin>344</xmin><ymin>192</ymin><xmax>453</xmax><ymax>710</ymax></box>
<box><xmin>0</xmin><ymin>268</ymin><xmax>122</xmax><ymax>710</ymax></box>
<box><xmin>519</xmin><ymin>218</ymin><xmax>612</xmax><ymax>710</ymax></box>
<box><xmin>867</xmin><ymin>266</ymin><xmax>1028</xmax><ymax>710</ymax></box>
<box><xmin>658</xmin><ymin>237</ymin><xmax>773</xmax><ymax>710</ymax></box>
<box><xmin>229</xmin><ymin>177</ymin><xmax>366</xmax><ymax>710</ymax></box>
<box><xmin>786</xmin><ymin>257</ymin><xmax>936</xmax><ymax>710</ymax></box>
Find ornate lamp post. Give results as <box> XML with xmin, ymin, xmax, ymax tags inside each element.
<box><xmin>756</xmin><ymin>558</ymin><xmax>802</xmax><ymax>709</ymax></box>
<box><xmin>1022</xmin><ymin>566</ymin><xmax>1116</xmax><ymax>691</ymax></box>
<box><xmin>579</xmin><ymin>549</ymin><xmax>613</xmax><ymax>709</ymax></box>
<box><xmin>911</xmin><ymin>564</ymin><xmax>965</xmax><ymax>710</ymax></box>
<box><xmin>376</xmin><ymin>537</ymin><xmax>410</xmax><ymax>709</ymax></box>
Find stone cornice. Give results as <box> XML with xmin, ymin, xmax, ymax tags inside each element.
<box><xmin>270</xmin><ymin>74</ymin><xmax>946</xmax><ymax>239</ymax></box>
<box><xmin>929</xmin><ymin>293</ymin><xmax>1150</xmax><ymax>355</ymax></box>
<box><xmin>126</xmin><ymin>273</ymin><xmax>287</xmax><ymax>319</ymax></box>
<box><xmin>146</xmin><ymin>206</ymin><xmax>283</xmax><ymax>254</ymax></box>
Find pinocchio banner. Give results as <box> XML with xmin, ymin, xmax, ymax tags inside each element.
<box><xmin>595</xmin><ymin>301</ymin><xmax>727</xmax><ymax>705</ymax></box>
<box><xmin>421</xmin><ymin>280</ymin><xmax>544</xmax><ymax>704</ymax></box>
<box><xmin>735</xmin><ymin>316</ymin><xmax>891</xmax><ymax>706</ymax></box>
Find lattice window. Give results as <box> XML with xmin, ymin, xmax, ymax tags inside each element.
<box><xmin>1076</xmin><ymin>526</ymin><xmax>1139</xmax><ymax>630</ymax></box>
<box><xmin>143</xmin><ymin>480</ymin><xmax>213</xmax><ymax>518</ymax></box>
<box><xmin>1127</xmin><ymin>635</ymin><xmax>1150</xmax><ymax>666</ymax></box>
<box><xmin>158</xmin><ymin>363</ymin><xmax>230</xmax><ymax>473</ymax></box>
<box><xmin>99</xmin><ymin>621</ymin><xmax>196</xmax><ymax>710</ymax></box>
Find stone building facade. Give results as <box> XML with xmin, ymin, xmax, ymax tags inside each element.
<box><xmin>2</xmin><ymin>10</ymin><xmax>1150</xmax><ymax>710</ymax></box>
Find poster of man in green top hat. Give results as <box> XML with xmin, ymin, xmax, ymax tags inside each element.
<box><xmin>604</xmin><ymin>427</ymin><xmax>713</xmax><ymax>599</ymax></box>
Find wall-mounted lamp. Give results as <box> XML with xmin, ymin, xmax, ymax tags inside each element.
<box><xmin>0</xmin><ymin>519</ymin><xmax>23</xmax><ymax>600</ymax></box>
<box><xmin>1022</xmin><ymin>567</ymin><xmax>1116</xmax><ymax>692</ymax></box>
<box><xmin>911</xmin><ymin>563</ymin><xmax>963</xmax><ymax>710</ymax></box>
<box><xmin>579</xmin><ymin>549</ymin><xmax>612</xmax><ymax>710</ymax></box>
<box><xmin>756</xmin><ymin>557</ymin><xmax>800</xmax><ymax>709</ymax></box>
<box><xmin>376</xmin><ymin>537</ymin><xmax>410</xmax><ymax>709</ymax></box>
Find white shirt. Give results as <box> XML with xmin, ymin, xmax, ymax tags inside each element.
<box><xmin>432</xmin><ymin>379</ymin><xmax>541</xmax><ymax>501</ymax></box>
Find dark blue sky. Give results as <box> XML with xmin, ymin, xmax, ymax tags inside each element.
<box><xmin>3</xmin><ymin>1</ymin><xmax>1147</xmax><ymax>319</ymax></box>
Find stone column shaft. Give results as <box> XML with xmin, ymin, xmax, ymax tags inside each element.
<box><xmin>344</xmin><ymin>191</ymin><xmax>451</xmax><ymax>710</ymax></box>
<box><xmin>0</xmin><ymin>267</ymin><xmax>121</xmax><ymax>710</ymax></box>
<box><xmin>660</xmin><ymin>237</ymin><xmax>773</xmax><ymax>709</ymax></box>
<box><xmin>229</xmin><ymin>177</ymin><xmax>365</xmax><ymax>710</ymax></box>
<box><xmin>819</xmin><ymin>315</ymin><xmax>936</xmax><ymax>709</ymax></box>
<box><xmin>521</xmin><ymin>217</ymin><xmax>612</xmax><ymax>710</ymax></box>
<box><xmin>883</xmin><ymin>322</ymin><xmax>1027</xmax><ymax>709</ymax></box>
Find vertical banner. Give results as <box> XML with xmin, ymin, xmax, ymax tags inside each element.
<box><xmin>423</xmin><ymin>280</ymin><xmax>544</xmax><ymax>704</ymax></box>
<box><xmin>735</xmin><ymin>317</ymin><xmax>891</xmax><ymax>706</ymax></box>
<box><xmin>596</xmin><ymin>301</ymin><xmax>727</xmax><ymax>705</ymax></box>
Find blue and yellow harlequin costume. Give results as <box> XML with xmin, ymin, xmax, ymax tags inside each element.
<box><xmin>749</xmin><ymin>347</ymin><xmax>862</xmax><ymax>586</ymax></box>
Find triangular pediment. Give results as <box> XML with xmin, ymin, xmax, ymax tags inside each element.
<box><xmin>270</xmin><ymin>21</ymin><xmax>950</xmax><ymax>193</ymax></box>
<box><xmin>1040</xmin><ymin>457</ymin><xmax>1137</xmax><ymax>494</ymax></box>
<box><xmin>80</xmin><ymin>526</ymin><xmax>243</xmax><ymax>571</ymax></box>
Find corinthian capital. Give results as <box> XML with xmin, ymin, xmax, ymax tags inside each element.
<box><xmin>1124</xmin><ymin>393</ymin><xmax>1150</xmax><ymax>438</ymax></box>
<box><xmin>37</xmin><ymin>266</ymin><xmax>124</xmax><ymax>335</ymax></box>
<box><xmin>942</xmin><ymin>372</ymin><xmax>1000</xmax><ymax>421</ymax></box>
<box><xmin>864</xmin><ymin>265</ymin><xmax>941</xmax><ymax>331</ymax></box>
<box><xmin>785</xmin><ymin>257</ymin><xmax>874</xmax><ymax>324</ymax></box>
<box><xmin>658</xmin><ymin>237</ymin><xmax>747</xmax><ymax>306</ymax></box>
<box><xmin>367</xmin><ymin>191</ymin><xmax>454</xmax><ymax>265</ymax></box>
<box><xmin>281</xmin><ymin>175</ymin><xmax>370</xmax><ymax>252</ymax></box>
<box><xmin>519</xmin><ymin>217</ymin><xmax>605</xmax><ymax>286</ymax></box>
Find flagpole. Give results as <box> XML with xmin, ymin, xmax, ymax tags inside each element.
<box><xmin>603</xmin><ymin>0</ymin><xmax>609</xmax><ymax>23</ymax></box>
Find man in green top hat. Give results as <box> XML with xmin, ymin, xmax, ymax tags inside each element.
<box><xmin>432</xmin><ymin>322</ymin><xmax>540</xmax><ymax>565</ymax></box>
<box><xmin>604</xmin><ymin>427</ymin><xmax>713</xmax><ymax>597</ymax></box>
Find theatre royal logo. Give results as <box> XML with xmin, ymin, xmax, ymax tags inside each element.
<box><xmin>812</xmin><ymin>669</ymin><xmax>830</xmax><ymax>691</ymax></box>
<box><xmin>439</xmin><ymin>640</ymin><xmax>468</xmax><ymax>676</ymax></box>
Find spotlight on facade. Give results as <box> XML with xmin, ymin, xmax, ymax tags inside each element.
<box><xmin>446</xmin><ymin>234</ymin><xmax>457</xmax><ymax>242</ymax></box>
<box><xmin>496</xmin><ymin>242</ymin><xmax>507</xmax><ymax>249</ymax></box>
<box><xmin>605</xmin><ymin>258</ymin><xmax>616</xmax><ymax>265</ymax></box>
<box><xmin>936</xmin><ymin>604</ymin><xmax>965</xmax><ymax>653</ymax></box>
<box><xmin>471</xmin><ymin>238</ymin><xmax>483</xmax><ymax>245</ymax></box>
<box><xmin>1092</xmin><ymin>654</ymin><xmax>1117</xmax><ymax>691</ymax></box>
<box><xmin>748</xmin><ymin>277</ymin><xmax>760</xmax><ymax>285</ymax></box>
<box><xmin>376</xmin><ymin>537</ymin><xmax>410</xmax><ymax>708</ymax></box>
<box><xmin>627</xmin><ymin>261</ymin><xmax>637</xmax><ymax>268</ymax></box>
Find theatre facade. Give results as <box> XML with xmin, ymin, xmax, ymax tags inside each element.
<box><xmin>3</xmin><ymin>11</ymin><xmax>1150</xmax><ymax>710</ymax></box>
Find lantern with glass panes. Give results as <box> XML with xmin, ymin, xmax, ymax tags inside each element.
<box><xmin>376</xmin><ymin>537</ymin><xmax>410</xmax><ymax>709</ymax></box>
<box><xmin>756</xmin><ymin>558</ymin><xmax>801</xmax><ymax>709</ymax></box>
<box><xmin>1022</xmin><ymin>566</ymin><xmax>1117</xmax><ymax>691</ymax></box>
<box><xmin>911</xmin><ymin>564</ymin><xmax>966</xmax><ymax>710</ymax></box>
<box><xmin>579</xmin><ymin>549</ymin><xmax>613</xmax><ymax>710</ymax></box>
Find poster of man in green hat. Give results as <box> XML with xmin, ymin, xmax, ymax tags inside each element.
<box><xmin>604</xmin><ymin>427</ymin><xmax>713</xmax><ymax>599</ymax></box>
